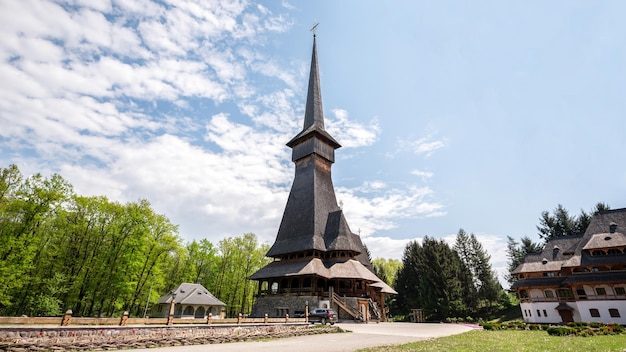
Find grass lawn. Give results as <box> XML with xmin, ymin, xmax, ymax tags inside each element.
<box><xmin>357</xmin><ymin>329</ymin><xmax>626</xmax><ymax>352</ymax></box>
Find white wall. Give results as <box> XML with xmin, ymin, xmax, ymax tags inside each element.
<box><xmin>520</xmin><ymin>300</ymin><xmax>626</xmax><ymax>325</ymax></box>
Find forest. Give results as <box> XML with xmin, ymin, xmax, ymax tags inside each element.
<box><xmin>0</xmin><ymin>165</ymin><xmax>270</xmax><ymax>318</ymax></box>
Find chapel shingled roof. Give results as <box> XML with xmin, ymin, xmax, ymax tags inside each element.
<box><xmin>156</xmin><ymin>283</ymin><xmax>225</xmax><ymax>306</ymax></box>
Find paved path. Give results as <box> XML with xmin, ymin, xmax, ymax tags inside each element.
<box><xmin>131</xmin><ymin>322</ymin><xmax>475</xmax><ymax>352</ymax></box>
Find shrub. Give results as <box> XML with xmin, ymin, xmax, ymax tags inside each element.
<box><xmin>480</xmin><ymin>322</ymin><xmax>501</xmax><ymax>330</ymax></box>
<box><xmin>577</xmin><ymin>328</ymin><xmax>595</xmax><ymax>337</ymax></box>
<box><xmin>547</xmin><ymin>327</ymin><xmax>575</xmax><ymax>336</ymax></box>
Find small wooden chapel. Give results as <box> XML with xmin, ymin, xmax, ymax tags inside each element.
<box><xmin>249</xmin><ymin>33</ymin><xmax>396</xmax><ymax>322</ymax></box>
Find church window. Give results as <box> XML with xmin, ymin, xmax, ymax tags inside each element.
<box><xmin>595</xmin><ymin>287</ymin><xmax>606</xmax><ymax>296</ymax></box>
<box><xmin>589</xmin><ymin>309</ymin><xmax>600</xmax><ymax>317</ymax></box>
<box><xmin>543</xmin><ymin>310</ymin><xmax>547</xmax><ymax>317</ymax></box>
<box><xmin>544</xmin><ymin>290</ymin><xmax>554</xmax><ymax>298</ymax></box>
<box><xmin>615</xmin><ymin>287</ymin><xmax>626</xmax><ymax>295</ymax></box>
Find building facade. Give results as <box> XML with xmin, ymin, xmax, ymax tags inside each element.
<box><xmin>511</xmin><ymin>208</ymin><xmax>626</xmax><ymax>324</ymax></box>
<box><xmin>152</xmin><ymin>283</ymin><xmax>226</xmax><ymax>319</ymax></box>
<box><xmin>249</xmin><ymin>34</ymin><xmax>395</xmax><ymax>321</ymax></box>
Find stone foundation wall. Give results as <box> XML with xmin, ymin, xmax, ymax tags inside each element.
<box><xmin>337</xmin><ymin>297</ymin><xmax>360</xmax><ymax>320</ymax></box>
<box><xmin>251</xmin><ymin>295</ymin><xmax>319</xmax><ymax>317</ymax></box>
<box><xmin>0</xmin><ymin>323</ymin><xmax>326</xmax><ymax>351</ymax></box>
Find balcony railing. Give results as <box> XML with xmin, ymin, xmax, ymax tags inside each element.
<box><xmin>520</xmin><ymin>294</ymin><xmax>626</xmax><ymax>303</ymax></box>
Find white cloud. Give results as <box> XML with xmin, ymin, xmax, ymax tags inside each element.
<box><xmin>337</xmin><ymin>183</ymin><xmax>446</xmax><ymax>237</ymax></box>
<box><xmin>411</xmin><ymin>169</ymin><xmax>434</xmax><ymax>181</ymax></box>
<box><xmin>362</xmin><ymin>236</ymin><xmax>421</xmax><ymax>260</ymax></box>
<box><xmin>388</xmin><ymin>134</ymin><xmax>448</xmax><ymax>158</ymax></box>
<box><xmin>327</xmin><ymin>109</ymin><xmax>380</xmax><ymax>148</ymax></box>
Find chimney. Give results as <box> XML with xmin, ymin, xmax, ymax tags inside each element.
<box><xmin>609</xmin><ymin>222</ymin><xmax>617</xmax><ymax>233</ymax></box>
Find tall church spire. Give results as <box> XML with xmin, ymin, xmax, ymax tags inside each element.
<box><xmin>266</xmin><ymin>34</ymin><xmax>361</xmax><ymax>257</ymax></box>
<box><xmin>303</xmin><ymin>34</ymin><xmax>324</xmax><ymax>131</ymax></box>
<box><xmin>287</xmin><ymin>34</ymin><xmax>341</xmax><ymax>162</ymax></box>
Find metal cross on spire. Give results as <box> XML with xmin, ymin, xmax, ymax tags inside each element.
<box><xmin>310</xmin><ymin>22</ymin><xmax>319</xmax><ymax>36</ymax></box>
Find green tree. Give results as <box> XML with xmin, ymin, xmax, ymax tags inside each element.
<box><xmin>371</xmin><ymin>258</ymin><xmax>402</xmax><ymax>287</ymax></box>
<box><xmin>214</xmin><ymin>234</ymin><xmax>269</xmax><ymax>317</ymax></box>
<box><xmin>537</xmin><ymin>203</ymin><xmax>610</xmax><ymax>241</ymax></box>
<box><xmin>505</xmin><ymin>235</ymin><xmax>542</xmax><ymax>286</ymax></box>
<box><xmin>393</xmin><ymin>241</ymin><xmax>422</xmax><ymax>315</ymax></box>
<box><xmin>0</xmin><ymin>165</ymin><xmax>73</xmax><ymax>314</ymax></box>
<box><xmin>454</xmin><ymin>229</ymin><xmax>502</xmax><ymax>313</ymax></box>
<box><xmin>393</xmin><ymin>237</ymin><xmax>468</xmax><ymax>321</ymax></box>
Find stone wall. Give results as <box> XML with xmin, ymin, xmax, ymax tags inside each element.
<box><xmin>251</xmin><ymin>295</ymin><xmax>319</xmax><ymax>317</ymax></box>
<box><xmin>0</xmin><ymin>323</ymin><xmax>331</xmax><ymax>351</ymax></box>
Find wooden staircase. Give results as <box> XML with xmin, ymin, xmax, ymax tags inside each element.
<box><xmin>369</xmin><ymin>299</ymin><xmax>381</xmax><ymax>321</ymax></box>
<box><xmin>331</xmin><ymin>292</ymin><xmax>363</xmax><ymax>321</ymax></box>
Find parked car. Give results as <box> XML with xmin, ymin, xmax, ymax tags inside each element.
<box><xmin>293</xmin><ymin>309</ymin><xmax>306</xmax><ymax>318</ymax></box>
<box><xmin>308</xmin><ymin>308</ymin><xmax>338</xmax><ymax>325</ymax></box>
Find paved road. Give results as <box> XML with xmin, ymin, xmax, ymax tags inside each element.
<box><xmin>131</xmin><ymin>322</ymin><xmax>475</xmax><ymax>352</ymax></box>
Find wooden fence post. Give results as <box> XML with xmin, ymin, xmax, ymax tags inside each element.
<box><xmin>237</xmin><ymin>313</ymin><xmax>242</xmax><ymax>324</ymax></box>
<box><xmin>61</xmin><ymin>310</ymin><xmax>72</xmax><ymax>326</ymax></box>
<box><xmin>119</xmin><ymin>311</ymin><xmax>129</xmax><ymax>326</ymax></box>
<box><xmin>264</xmin><ymin>314</ymin><xmax>268</xmax><ymax>323</ymax></box>
<box><xmin>207</xmin><ymin>313</ymin><xmax>212</xmax><ymax>325</ymax></box>
<box><xmin>285</xmin><ymin>313</ymin><xmax>289</xmax><ymax>323</ymax></box>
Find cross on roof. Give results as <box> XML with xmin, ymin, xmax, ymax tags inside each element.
<box><xmin>311</xmin><ymin>22</ymin><xmax>319</xmax><ymax>35</ymax></box>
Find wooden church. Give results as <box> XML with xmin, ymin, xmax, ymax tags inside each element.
<box><xmin>249</xmin><ymin>33</ymin><xmax>396</xmax><ymax>322</ymax></box>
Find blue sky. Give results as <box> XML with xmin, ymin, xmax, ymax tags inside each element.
<box><xmin>1</xmin><ymin>0</ymin><xmax>625</xmax><ymax>286</ymax></box>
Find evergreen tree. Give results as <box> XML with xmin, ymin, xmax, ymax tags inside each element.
<box><xmin>393</xmin><ymin>237</ymin><xmax>468</xmax><ymax>321</ymax></box>
<box><xmin>537</xmin><ymin>203</ymin><xmax>610</xmax><ymax>241</ymax></box>
<box><xmin>393</xmin><ymin>241</ymin><xmax>422</xmax><ymax>315</ymax></box>
<box><xmin>505</xmin><ymin>235</ymin><xmax>542</xmax><ymax>285</ymax></box>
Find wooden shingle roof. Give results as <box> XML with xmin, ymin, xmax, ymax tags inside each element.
<box><xmin>512</xmin><ymin>208</ymin><xmax>626</xmax><ymax>276</ymax></box>
<box><xmin>156</xmin><ymin>283</ymin><xmax>225</xmax><ymax>306</ymax></box>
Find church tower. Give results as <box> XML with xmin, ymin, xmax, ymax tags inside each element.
<box><xmin>250</xmin><ymin>34</ymin><xmax>395</xmax><ymax>322</ymax></box>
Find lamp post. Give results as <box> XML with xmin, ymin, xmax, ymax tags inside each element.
<box><xmin>167</xmin><ymin>291</ymin><xmax>177</xmax><ymax>326</ymax></box>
